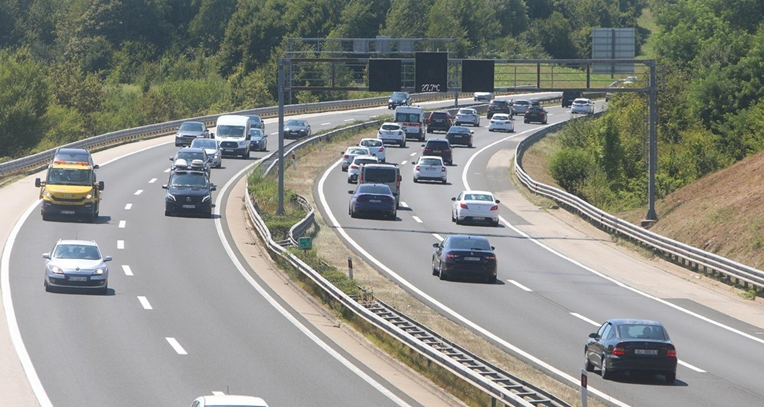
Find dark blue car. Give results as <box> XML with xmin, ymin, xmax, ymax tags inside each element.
<box><xmin>348</xmin><ymin>183</ymin><xmax>397</xmax><ymax>220</ymax></box>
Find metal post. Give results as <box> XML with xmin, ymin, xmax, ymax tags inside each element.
<box><xmin>581</xmin><ymin>369</ymin><xmax>588</xmax><ymax>407</ymax></box>
<box><xmin>347</xmin><ymin>256</ymin><xmax>353</xmax><ymax>280</ymax></box>
<box><xmin>277</xmin><ymin>58</ymin><xmax>286</xmax><ymax>215</ymax></box>
<box><xmin>645</xmin><ymin>61</ymin><xmax>658</xmax><ymax>221</ymax></box>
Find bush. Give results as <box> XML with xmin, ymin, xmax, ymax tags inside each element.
<box><xmin>550</xmin><ymin>147</ymin><xmax>593</xmax><ymax>196</ymax></box>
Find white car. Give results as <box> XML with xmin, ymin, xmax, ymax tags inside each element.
<box><xmin>488</xmin><ymin>113</ymin><xmax>514</xmax><ymax>132</ymax></box>
<box><xmin>359</xmin><ymin>138</ymin><xmax>386</xmax><ymax>162</ymax></box>
<box><xmin>412</xmin><ymin>156</ymin><xmax>447</xmax><ymax>184</ymax></box>
<box><xmin>190</xmin><ymin>394</ymin><xmax>269</xmax><ymax>407</ymax></box>
<box><xmin>473</xmin><ymin>92</ymin><xmax>493</xmax><ymax>101</ymax></box>
<box><xmin>571</xmin><ymin>98</ymin><xmax>595</xmax><ymax>115</ymax></box>
<box><xmin>340</xmin><ymin>146</ymin><xmax>371</xmax><ymax>172</ymax></box>
<box><xmin>377</xmin><ymin>122</ymin><xmax>406</xmax><ymax>147</ymax></box>
<box><xmin>347</xmin><ymin>155</ymin><xmax>379</xmax><ymax>183</ymax></box>
<box><xmin>451</xmin><ymin>190</ymin><xmax>500</xmax><ymax>226</ymax></box>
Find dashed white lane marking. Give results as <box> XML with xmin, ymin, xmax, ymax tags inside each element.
<box><xmin>321</xmin><ymin>122</ymin><xmax>331</xmax><ymax>126</ymax></box>
<box><xmin>571</xmin><ymin>312</ymin><xmax>706</xmax><ymax>373</ymax></box>
<box><xmin>125</xmin><ymin>203</ymin><xmax>132</xmax><ymax>210</ymax></box>
<box><xmin>149</xmin><ymin>178</ymin><xmax>157</xmax><ymax>183</ymax></box>
<box><xmin>212</xmin><ymin>391</ymin><xmax>225</xmax><ymax>396</ymax></box>
<box><xmin>412</xmin><ymin>216</ymin><xmax>423</xmax><ymax>223</ymax></box>
<box><xmin>117</xmin><ymin>240</ymin><xmax>124</xmax><ymax>249</ymax></box>
<box><xmin>399</xmin><ymin>202</ymin><xmax>409</xmax><ymax>208</ymax></box>
<box><xmin>400</xmin><ymin>160</ymin><xmax>407</xmax><ymax>165</ymax></box>
<box><xmin>164</xmin><ymin>168</ymin><xmax>170</xmax><ymax>173</ymax></box>
<box><xmin>119</xmin><ymin>220</ymin><xmax>126</xmax><ymax>228</ymax></box>
<box><xmin>137</xmin><ymin>296</ymin><xmax>152</xmax><ymax>310</ymax></box>
<box><xmin>166</xmin><ymin>338</ymin><xmax>187</xmax><ymax>355</ymax></box>
<box><xmin>344</xmin><ymin>119</ymin><xmax>354</xmax><ymax>122</ymax></box>
<box><xmin>507</xmin><ymin>280</ymin><xmax>532</xmax><ymax>292</ymax></box>
<box><xmin>134</xmin><ymin>190</ymin><xmax>143</xmax><ymax>195</ymax></box>
<box><xmin>432</xmin><ymin>234</ymin><xmax>444</xmax><ymax>241</ymax></box>
<box><xmin>409</xmin><ymin>152</ymin><xmax>417</xmax><ymax>156</ymax></box>
<box><xmin>122</xmin><ymin>265</ymin><xmax>133</xmax><ymax>276</ymax></box>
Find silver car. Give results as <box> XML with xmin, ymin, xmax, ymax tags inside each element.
<box><xmin>347</xmin><ymin>155</ymin><xmax>379</xmax><ymax>183</ymax></box>
<box><xmin>454</xmin><ymin>108</ymin><xmax>480</xmax><ymax>127</ymax></box>
<box><xmin>190</xmin><ymin>138</ymin><xmax>222</xmax><ymax>168</ymax></box>
<box><xmin>412</xmin><ymin>156</ymin><xmax>447</xmax><ymax>184</ymax></box>
<box><xmin>43</xmin><ymin>239</ymin><xmax>112</xmax><ymax>294</ymax></box>
<box><xmin>511</xmin><ymin>99</ymin><xmax>531</xmax><ymax>115</ymax></box>
<box><xmin>174</xmin><ymin>121</ymin><xmax>210</xmax><ymax>147</ymax></box>
<box><xmin>340</xmin><ymin>146</ymin><xmax>371</xmax><ymax>172</ymax></box>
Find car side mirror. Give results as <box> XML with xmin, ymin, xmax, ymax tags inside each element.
<box><xmin>411</xmin><ymin>161</ymin><xmax>416</xmax><ymax>164</ymax></box>
<box><xmin>421</xmin><ymin>144</ymin><xmax>425</xmax><ymax>147</ymax></box>
<box><xmin>348</xmin><ymin>190</ymin><xmax>354</xmax><ymax>194</ymax></box>
<box><xmin>42</xmin><ymin>253</ymin><xmax>50</xmax><ymax>259</ymax></box>
<box><xmin>470</xmin><ymin>130</ymin><xmax>474</xmax><ymax>134</ymax></box>
<box><xmin>210</xmin><ymin>184</ymin><xmax>217</xmax><ymax>191</ymax></box>
<box><xmin>170</xmin><ymin>157</ymin><xmax>174</xmax><ymax>161</ymax></box>
<box><xmin>589</xmin><ymin>333</ymin><xmax>598</xmax><ymax>339</ymax></box>
<box><xmin>491</xmin><ymin>246</ymin><xmax>495</xmax><ymax>251</ymax></box>
<box><xmin>209</xmin><ymin>132</ymin><xmax>214</xmax><ymax>138</ymax></box>
<box><xmin>432</xmin><ymin>243</ymin><xmax>439</xmax><ymax>248</ymax></box>
<box><xmin>495</xmin><ymin>199</ymin><xmax>500</xmax><ymax>203</ymax></box>
<box><xmin>98</xmin><ymin>181</ymin><xmax>105</xmax><ymax>191</ymax></box>
<box><xmin>104</xmin><ymin>256</ymin><xmax>113</xmax><ymax>262</ymax></box>
<box><xmin>162</xmin><ymin>185</ymin><xmax>168</xmax><ymax>189</ymax></box>
<box><xmin>93</xmin><ymin>164</ymin><xmax>100</xmax><ymax>169</ymax></box>
<box><xmin>451</xmin><ymin>197</ymin><xmax>456</xmax><ymax>201</ymax></box>
<box><xmin>35</xmin><ymin>178</ymin><xmax>42</xmax><ymax>188</ymax></box>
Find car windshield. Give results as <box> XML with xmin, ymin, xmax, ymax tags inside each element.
<box><xmin>381</xmin><ymin>124</ymin><xmax>401</xmax><ymax>131</ymax></box>
<box><xmin>191</xmin><ymin>140</ymin><xmax>216</xmax><ymax>149</ymax></box>
<box><xmin>359</xmin><ymin>185</ymin><xmax>391</xmax><ymax>195</ymax></box>
<box><xmin>420</xmin><ymin>158</ymin><xmax>442</xmax><ymax>166</ymax></box>
<box><xmin>216</xmin><ymin>125</ymin><xmax>245</xmax><ymax>138</ymax></box>
<box><xmin>449</xmin><ymin>238</ymin><xmax>491</xmax><ymax>251</ymax></box>
<box><xmin>54</xmin><ymin>151</ymin><xmax>90</xmax><ymax>163</ymax></box>
<box><xmin>617</xmin><ymin>324</ymin><xmax>667</xmax><ymax>340</ymax></box>
<box><xmin>286</xmin><ymin>120</ymin><xmax>304</xmax><ymax>127</ymax></box>
<box><xmin>250</xmin><ymin>129</ymin><xmax>264</xmax><ymax>139</ymax></box>
<box><xmin>391</xmin><ymin>92</ymin><xmax>407</xmax><ymax>99</ymax></box>
<box><xmin>363</xmin><ymin>168</ymin><xmax>396</xmax><ymax>183</ymax></box>
<box><xmin>179</xmin><ymin>122</ymin><xmax>204</xmax><ymax>132</ymax></box>
<box><xmin>169</xmin><ymin>173</ymin><xmax>208</xmax><ymax>187</ymax></box>
<box><xmin>177</xmin><ymin>151</ymin><xmax>206</xmax><ymax>161</ymax></box>
<box><xmin>54</xmin><ymin>244</ymin><xmax>101</xmax><ymax>260</ymax></box>
<box><xmin>360</xmin><ymin>139</ymin><xmax>382</xmax><ymax>147</ymax></box>
<box><xmin>464</xmin><ymin>193</ymin><xmax>493</xmax><ymax>201</ymax></box>
<box><xmin>46</xmin><ymin>168</ymin><xmax>91</xmax><ymax>186</ymax></box>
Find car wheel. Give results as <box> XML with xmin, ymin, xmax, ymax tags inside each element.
<box><xmin>601</xmin><ymin>356</ymin><xmax>612</xmax><ymax>380</ymax></box>
<box><xmin>438</xmin><ymin>264</ymin><xmax>448</xmax><ymax>281</ymax></box>
<box><xmin>246</xmin><ymin>147</ymin><xmax>251</xmax><ymax>158</ymax></box>
<box><xmin>487</xmin><ymin>275</ymin><xmax>497</xmax><ymax>284</ymax></box>
<box><xmin>455</xmin><ymin>217</ymin><xmax>462</xmax><ymax>225</ymax></box>
<box><xmin>390</xmin><ymin>211</ymin><xmax>397</xmax><ymax>220</ymax></box>
<box><xmin>488</xmin><ymin>128</ymin><xmax>493</xmax><ymax>132</ymax></box>
<box><xmin>99</xmin><ymin>284</ymin><xmax>108</xmax><ymax>295</ymax></box>
<box><xmin>665</xmin><ymin>372</ymin><xmax>676</xmax><ymax>384</ymax></box>
<box><xmin>467</xmin><ymin>143</ymin><xmax>472</xmax><ymax>148</ymax></box>
<box><xmin>44</xmin><ymin>281</ymin><xmax>52</xmax><ymax>293</ymax></box>
<box><xmin>42</xmin><ymin>210</ymin><xmax>50</xmax><ymax>221</ymax></box>
<box><xmin>432</xmin><ymin>258</ymin><xmax>439</xmax><ymax>276</ymax></box>
<box><xmin>427</xmin><ymin>128</ymin><xmax>432</xmax><ymax>134</ymax></box>
<box><xmin>413</xmin><ymin>177</ymin><xmax>418</xmax><ymax>183</ymax></box>
<box><xmin>165</xmin><ymin>209</ymin><xmax>172</xmax><ymax>216</ymax></box>
<box><xmin>441</xmin><ymin>178</ymin><xmax>447</xmax><ymax>184</ymax></box>
<box><xmin>451</xmin><ymin>210</ymin><xmax>455</xmax><ymax>222</ymax></box>
<box><xmin>524</xmin><ymin>119</ymin><xmax>529</xmax><ymax>123</ymax></box>
<box><xmin>584</xmin><ymin>352</ymin><xmax>595</xmax><ymax>372</ymax></box>
<box><xmin>493</xmin><ymin>219</ymin><xmax>500</xmax><ymax>227</ymax></box>
<box><xmin>350</xmin><ymin>207</ymin><xmax>357</xmax><ymax>218</ymax></box>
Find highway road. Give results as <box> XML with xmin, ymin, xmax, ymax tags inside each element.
<box><xmin>315</xmin><ymin>101</ymin><xmax>765</xmax><ymax>406</ymax></box>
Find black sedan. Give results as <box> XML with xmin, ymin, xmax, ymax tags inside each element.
<box><xmin>431</xmin><ymin>235</ymin><xmax>497</xmax><ymax>283</ymax></box>
<box><xmin>445</xmin><ymin>126</ymin><xmax>473</xmax><ymax>148</ymax></box>
<box><xmin>348</xmin><ymin>183</ymin><xmax>397</xmax><ymax>220</ymax></box>
<box><xmin>585</xmin><ymin>319</ymin><xmax>678</xmax><ymax>383</ymax></box>
<box><xmin>283</xmin><ymin>119</ymin><xmax>312</xmax><ymax>139</ymax></box>
<box><xmin>524</xmin><ymin>105</ymin><xmax>548</xmax><ymax>124</ymax></box>
<box><xmin>162</xmin><ymin>170</ymin><xmax>216</xmax><ymax>217</ymax></box>
<box><xmin>388</xmin><ymin>91</ymin><xmax>411</xmax><ymax>109</ymax></box>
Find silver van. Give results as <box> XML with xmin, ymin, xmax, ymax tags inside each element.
<box><xmin>359</xmin><ymin>163</ymin><xmax>401</xmax><ymax>208</ymax></box>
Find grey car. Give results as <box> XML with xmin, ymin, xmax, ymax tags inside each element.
<box><xmin>43</xmin><ymin>239</ymin><xmax>112</xmax><ymax>294</ymax></box>
<box><xmin>454</xmin><ymin>108</ymin><xmax>480</xmax><ymax>127</ymax></box>
<box><xmin>190</xmin><ymin>138</ymin><xmax>222</xmax><ymax>168</ymax></box>
<box><xmin>249</xmin><ymin>128</ymin><xmax>268</xmax><ymax>151</ymax></box>
<box><xmin>175</xmin><ymin>121</ymin><xmax>210</xmax><ymax>147</ymax></box>
<box><xmin>511</xmin><ymin>99</ymin><xmax>531</xmax><ymax>115</ymax></box>
<box><xmin>247</xmin><ymin>115</ymin><xmax>266</xmax><ymax>133</ymax></box>
<box><xmin>170</xmin><ymin>147</ymin><xmax>210</xmax><ymax>175</ymax></box>
<box><xmin>283</xmin><ymin>119</ymin><xmax>312</xmax><ymax>139</ymax></box>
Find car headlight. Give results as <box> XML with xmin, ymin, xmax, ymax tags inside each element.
<box><xmin>202</xmin><ymin>194</ymin><xmax>211</xmax><ymax>203</ymax></box>
<box><xmin>49</xmin><ymin>265</ymin><xmax>63</xmax><ymax>274</ymax></box>
<box><xmin>44</xmin><ymin>190</ymin><xmax>54</xmax><ymax>199</ymax></box>
<box><xmin>85</xmin><ymin>193</ymin><xmax>92</xmax><ymax>199</ymax></box>
<box><xmin>93</xmin><ymin>267</ymin><xmax>105</xmax><ymax>275</ymax></box>
<box><xmin>166</xmin><ymin>193</ymin><xmax>176</xmax><ymax>201</ymax></box>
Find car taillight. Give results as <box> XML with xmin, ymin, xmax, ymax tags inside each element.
<box><xmin>343</xmin><ymin>154</ymin><xmax>349</xmax><ymax>159</ymax></box>
<box><xmin>490</xmin><ymin>205</ymin><xmax>498</xmax><ymax>211</ymax></box>
<box><xmin>666</xmin><ymin>345</ymin><xmax>676</xmax><ymax>358</ymax></box>
<box><xmin>398</xmin><ymin>131</ymin><xmax>404</xmax><ymax>135</ymax></box>
<box><xmin>415</xmin><ymin>165</ymin><xmax>421</xmax><ymax>171</ymax></box>
<box><xmin>485</xmin><ymin>255</ymin><xmax>496</xmax><ymax>261</ymax></box>
<box><xmin>350</xmin><ymin>164</ymin><xmax>358</xmax><ymax>170</ymax></box>
<box><xmin>377</xmin><ymin>131</ymin><xmax>382</xmax><ymax>135</ymax></box>
<box><xmin>460</xmin><ymin>203</ymin><xmax>468</xmax><ymax>209</ymax></box>
<box><xmin>444</xmin><ymin>149</ymin><xmax>451</xmax><ymax>153</ymax></box>
<box><xmin>612</xmin><ymin>343</ymin><xmax>625</xmax><ymax>356</ymax></box>
<box><xmin>379</xmin><ymin>146</ymin><xmax>385</xmax><ymax>152</ymax></box>
<box><xmin>445</xmin><ymin>253</ymin><xmax>459</xmax><ymax>260</ymax></box>
<box><xmin>441</xmin><ymin>167</ymin><xmax>446</xmax><ymax>172</ymax></box>
<box><xmin>356</xmin><ymin>195</ymin><xmax>368</xmax><ymax>202</ymax></box>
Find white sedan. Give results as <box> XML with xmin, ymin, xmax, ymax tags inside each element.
<box><xmin>451</xmin><ymin>190</ymin><xmax>500</xmax><ymax>226</ymax></box>
<box><xmin>488</xmin><ymin>113</ymin><xmax>514</xmax><ymax>132</ymax></box>
<box><xmin>571</xmin><ymin>98</ymin><xmax>595</xmax><ymax>115</ymax></box>
<box><xmin>359</xmin><ymin>138</ymin><xmax>386</xmax><ymax>162</ymax></box>
<box><xmin>412</xmin><ymin>156</ymin><xmax>447</xmax><ymax>184</ymax></box>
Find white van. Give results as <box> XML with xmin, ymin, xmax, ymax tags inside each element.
<box><xmin>393</xmin><ymin>106</ymin><xmax>425</xmax><ymax>141</ymax></box>
<box><xmin>213</xmin><ymin>115</ymin><xmax>251</xmax><ymax>158</ymax></box>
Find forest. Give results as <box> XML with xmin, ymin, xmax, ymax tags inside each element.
<box><xmin>0</xmin><ymin>0</ymin><xmax>761</xmax><ymax>209</ymax></box>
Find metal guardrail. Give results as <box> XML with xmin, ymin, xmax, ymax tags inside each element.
<box><xmin>514</xmin><ymin>117</ymin><xmax>764</xmax><ymax>289</ymax></box>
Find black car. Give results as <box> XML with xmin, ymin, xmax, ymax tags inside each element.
<box><xmin>585</xmin><ymin>319</ymin><xmax>677</xmax><ymax>383</ymax></box>
<box><xmin>388</xmin><ymin>92</ymin><xmax>411</xmax><ymax>109</ymax></box>
<box><xmin>486</xmin><ymin>99</ymin><xmax>511</xmax><ymax>119</ymax></box>
<box><xmin>162</xmin><ymin>170</ymin><xmax>217</xmax><ymax>217</ymax></box>
<box><xmin>426</xmin><ymin>111</ymin><xmax>452</xmax><ymax>133</ymax></box>
<box><xmin>348</xmin><ymin>183</ymin><xmax>397</xmax><ymax>219</ymax></box>
<box><xmin>247</xmin><ymin>115</ymin><xmax>266</xmax><ymax>133</ymax></box>
<box><xmin>445</xmin><ymin>126</ymin><xmax>473</xmax><ymax>148</ymax></box>
<box><xmin>174</xmin><ymin>121</ymin><xmax>210</xmax><ymax>147</ymax></box>
<box><xmin>524</xmin><ymin>106</ymin><xmax>548</xmax><ymax>124</ymax></box>
<box><xmin>283</xmin><ymin>119</ymin><xmax>312</xmax><ymax>139</ymax></box>
<box><xmin>431</xmin><ymin>235</ymin><xmax>497</xmax><ymax>283</ymax></box>
<box><xmin>421</xmin><ymin>138</ymin><xmax>453</xmax><ymax>165</ymax></box>
<box><xmin>562</xmin><ymin>90</ymin><xmax>583</xmax><ymax>108</ymax></box>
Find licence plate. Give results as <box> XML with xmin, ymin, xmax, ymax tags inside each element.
<box><xmin>473</xmin><ymin>217</ymin><xmax>485</xmax><ymax>221</ymax></box>
<box><xmin>69</xmin><ymin>276</ymin><xmax>87</xmax><ymax>281</ymax></box>
<box><xmin>433</xmin><ymin>150</ymin><xmax>441</xmax><ymax>154</ymax></box>
<box><xmin>182</xmin><ymin>204</ymin><xmax>196</xmax><ymax>209</ymax></box>
<box><xmin>61</xmin><ymin>210</ymin><xmax>75</xmax><ymax>215</ymax></box>
<box><xmin>464</xmin><ymin>257</ymin><xmax>480</xmax><ymax>261</ymax></box>
<box><xmin>224</xmin><ymin>149</ymin><xmax>233</xmax><ymax>153</ymax></box>
<box><xmin>635</xmin><ymin>349</ymin><xmax>658</xmax><ymax>355</ymax></box>
<box><xmin>369</xmin><ymin>199</ymin><xmax>381</xmax><ymax>203</ymax></box>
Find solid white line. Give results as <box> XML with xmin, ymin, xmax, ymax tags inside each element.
<box><xmin>166</xmin><ymin>338</ymin><xmax>187</xmax><ymax>355</ymax></box>
<box><xmin>432</xmin><ymin>234</ymin><xmax>444</xmax><ymax>241</ymax></box>
<box><xmin>149</xmin><ymin>178</ymin><xmax>157</xmax><ymax>183</ymax></box>
<box><xmin>117</xmin><ymin>240</ymin><xmax>124</xmax><ymax>249</ymax></box>
<box><xmin>412</xmin><ymin>216</ymin><xmax>422</xmax><ymax>223</ymax></box>
<box><xmin>678</xmin><ymin>360</ymin><xmax>706</xmax><ymax>373</ymax></box>
<box><xmin>119</xmin><ymin>220</ymin><xmax>126</xmax><ymax>228</ymax></box>
<box><xmin>570</xmin><ymin>313</ymin><xmax>600</xmax><ymax>327</ymax></box>
<box><xmin>134</xmin><ymin>190</ymin><xmax>143</xmax><ymax>195</ymax></box>
<box><xmin>214</xmin><ymin>162</ymin><xmax>412</xmax><ymax>406</ymax></box>
<box><xmin>399</xmin><ymin>202</ymin><xmax>409</xmax><ymax>208</ymax></box>
<box><xmin>137</xmin><ymin>296</ymin><xmax>152</xmax><ymax>310</ymax></box>
<box><xmin>507</xmin><ymin>280</ymin><xmax>532</xmax><ymax>292</ymax></box>
<box><xmin>125</xmin><ymin>203</ymin><xmax>132</xmax><ymax>210</ymax></box>
<box><xmin>122</xmin><ymin>265</ymin><xmax>133</xmax><ymax>276</ymax></box>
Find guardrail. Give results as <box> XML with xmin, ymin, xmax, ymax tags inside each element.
<box><xmin>514</xmin><ymin>117</ymin><xmax>764</xmax><ymax>289</ymax></box>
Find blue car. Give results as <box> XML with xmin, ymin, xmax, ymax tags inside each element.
<box><xmin>348</xmin><ymin>183</ymin><xmax>397</xmax><ymax>220</ymax></box>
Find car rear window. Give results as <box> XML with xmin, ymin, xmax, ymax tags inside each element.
<box><xmin>426</xmin><ymin>141</ymin><xmax>449</xmax><ymax>149</ymax></box>
<box><xmin>449</xmin><ymin>237</ymin><xmax>491</xmax><ymax>251</ymax></box>
<box><xmin>395</xmin><ymin>113</ymin><xmax>420</xmax><ymax>122</ymax></box>
<box><xmin>381</xmin><ymin>124</ymin><xmax>401</xmax><ymax>131</ymax></box>
<box><xmin>359</xmin><ymin>184</ymin><xmax>392</xmax><ymax>195</ymax></box>
<box><xmin>353</xmin><ymin>158</ymin><xmax>378</xmax><ymax>165</ymax></box>
<box><xmin>363</xmin><ymin>167</ymin><xmax>397</xmax><ymax>183</ymax></box>
<box><xmin>361</xmin><ymin>139</ymin><xmax>382</xmax><ymax>147</ymax></box>
<box><xmin>491</xmin><ymin>100</ymin><xmax>510</xmax><ymax>106</ymax></box>
<box><xmin>420</xmin><ymin>158</ymin><xmax>442</xmax><ymax>166</ymax></box>
<box><xmin>430</xmin><ymin>112</ymin><xmax>448</xmax><ymax>119</ymax></box>
<box><xmin>617</xmin><ymin>324</ymin><xmax>667</xmax><ymax>340</ymax></box>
